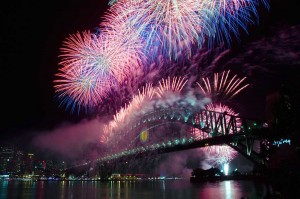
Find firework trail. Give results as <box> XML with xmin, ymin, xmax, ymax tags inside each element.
<box><xmin>156</xmin><ymin>76</ymin><xmax>188</xmax><ymax>97</ymax></box>
<box><xmin>196</xmin><ymin>70</ymin><xmax>249</xmax><ymax>103</ymax></box>
<box><xmin>101</xmin><ymin>77</ymin><xmax>180</xmax><ymax>143</ymax></box>
<box><xmin>106</xmin><ymin>0</ymin><xmax>268</xmax><ymax>60</ymax></box>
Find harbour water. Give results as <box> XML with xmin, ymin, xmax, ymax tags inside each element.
<box><xmin>1</xmin><ymin>179</ymin><xmax>270</xmax><ymax>199</ymax></box>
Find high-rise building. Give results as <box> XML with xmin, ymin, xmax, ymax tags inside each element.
<box><xmin>23</xmin><ymin>153</ymin><xmax>35</xmax><ymax>175</ymax></box>
<box><xmin>0</xmin><ymin>146</ymin><xmax>14</xmax><ymax>174</ymax></box>
<box><xmin>13</xmin><ymin>150</ymin><xmax>24</xmax><ymax>174</ymax></box>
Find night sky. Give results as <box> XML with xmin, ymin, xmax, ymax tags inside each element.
<box><xmin>1</xmin><ymin>0</ymin><xmax>109</xmax><ymax>143</ymax></box>
<box><xmin>0</xmin><ymin>0</ymin><xmax>299</xmax><ymax>152</ymax></box>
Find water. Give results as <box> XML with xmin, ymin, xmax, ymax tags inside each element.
<box><xmin>1</xmin><ymin>180</ymin><xmax>270</xmax><ymax>199</ymax></box>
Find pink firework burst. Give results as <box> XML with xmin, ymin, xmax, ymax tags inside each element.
<box><xmin>195</xmin><ymin>71</ymin><xmax>249</xmax><ymax>166</ymax></box>
<box><xmin>54</xmin><ymin>65</ymin><xmax>109</xmax><ymax>110</ymax></box>
<box><xmin>59</xmin><ymin>30</ymin><xmax>143</xmax><ymax>81</ymax></box>
<box><xmin>205</xmin><ymin>145</ymin><xmax>238</xmax><ymax>166</ymax></box>
<box><xmin>54</xmin><ymin>28</ymin><xmax>144</xmax><ymax>109</ymax></box>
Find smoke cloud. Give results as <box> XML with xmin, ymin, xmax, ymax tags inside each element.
<box><xmin>32</xmin><ymin>117</ymin><xmax>108</xmax><ymax>162</ymax></box>
<box><xmin>157</xmin><ymin>149</ymin><xmax>213</xmax><ymax>179</ymax></box>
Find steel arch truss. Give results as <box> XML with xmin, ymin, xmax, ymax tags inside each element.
<box><xmin>99</xmin><ymin>108</ymin><xmax>268</xmax><ymax>166</ymax></box>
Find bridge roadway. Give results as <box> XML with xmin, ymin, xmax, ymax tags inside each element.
<box><xmin>99</xmin><ymin>126</ymin><xmax>269</xmax><ymax>165</ymax></box>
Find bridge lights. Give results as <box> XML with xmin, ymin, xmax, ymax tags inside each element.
<box><xmin>140</xmin><ymin>130</ymin><xmax>148</xmax><ymax>142</ymax></box>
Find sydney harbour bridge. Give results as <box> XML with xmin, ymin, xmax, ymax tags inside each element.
<box><xmin>67</xmin><ymin>107</ymin><xmax>271</xmax><ymax>177</ymax></box>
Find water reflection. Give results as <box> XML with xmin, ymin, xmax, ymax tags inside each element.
<box><xmin>0</xmin><ymin>180</ymin><xmax>8</xmax><ymax>199</ymax></box>
<box><xmin>0</xmin><ymin>179</ymin><xmax>269</xmax><ymax>199</ymax></box>
<box><xmin>224</xmin><ymin>181</ymin><xmax>232</xmax><ymax>199</ymax></box>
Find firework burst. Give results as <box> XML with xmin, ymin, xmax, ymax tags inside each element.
<box><xmin>197</xmin><ymin>70</ymin><xmax>249</xmax><ymax>102</ymax></box>
<box><xmin>54</xmin><ymin>65</ymin><xmax>109</xmax><ymax>111</ymax></box>
<box><xmin>105</xmin><ymin>0</ymin><xmax>203</xmax><ymax>60</ymax></box>
<box><xmin>54</xmin><ymin>28</ymin><xmax>144</xmax><ymax>109</ymax></box>
<box><xmin>106</xmin><ymin>0</ymin><xmax>268</xmax><ymax>60</ymax></box>
<box><xmin>156</xmin><ymin>76</ymin><xmax>188</xmax><ymax>97</ymax></box>
<box><xmin>205</xmin><ymin>145</ymin><xmax>238</xmax><ymax>166</ymax></box>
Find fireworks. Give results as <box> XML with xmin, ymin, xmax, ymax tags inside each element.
<box><xmin>156</xmin><ymin>76</ymin><xmax>188</xmax><ymax>97</ymax></box>
<box><xmin>205</xmin><ymin>145</ymin><xmax>238</xmax><ymax>167</ymax></box>
<box><xmin>111</xmin><ymin>76</ymin><xmax>187</xmax><ymax>127</ymax></box>
<box><xmin>194</xmin><ymin>71</ymin><xmax>247</xmax><ymax>166</ymax></box>
<box><xmin>54</xmin><ymin>28</ymin><xmax>144</xmax><ymax>109</ymax></box>
<box><xmin>207</xmin><ymin>103</ymin><xmax>241</xmax><ymax>165</ymax></box>
<box><xmin>195</xmin><ymin>71</ymin><xmax>249</xmax><ymax>167</ymax></box>
<box><xmin>101</xmin><ymin>83</ymin><xmax>156</xmax><ymax>143</ymax></box>
<box><xmin>105</xmin><ymin>0</ymin><xmax>203</xmax><ymax>60</ymax></box>
<box><xmin>53</xmin><ymin>0</ymin><xmax>268</xmax><ymax>169</ymax></box>
<box><xmin>200</xmin><ymin>103</ymin><xmax>240</xmax><ymax>166</ymax></box>
<box><xmin>102</xmin><ymin>76</ymin><xmax>190</xmax><ymax>144</ymax></box>
<box><xmin>106</xmin><ymin>0</ymin><xmax>269</xmax><ymax>60</ymax></box>
<box><xmin>54</xmin><ymin>64</ymin><xmax>109</xmax><ymax>110</ymax></box>
<box><xmin>197</xmin><ymin>70</ymin><xmax>249</xmax><ymax>102</ymax></box>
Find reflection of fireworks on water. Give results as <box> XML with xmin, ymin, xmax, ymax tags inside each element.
<box><xmin>54</xmin><ymin>29</ymin><xmax>144</xmax><ymax>110</ymax></box>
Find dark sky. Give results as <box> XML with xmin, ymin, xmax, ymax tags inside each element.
<box><xmin>0</xmin><ymin>0</ymin><xmax>299</xmax><ymax>147</ymax></box>
<box><xmin>1</xmin><ymin>0</ymin><xmax>109</xmax><ymax>143</ymax></box>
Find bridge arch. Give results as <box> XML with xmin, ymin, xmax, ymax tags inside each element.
<box><xmin>99</xmin><ymin>109</ymin><xmax>267</xmax><ymax>166</ymax></box>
